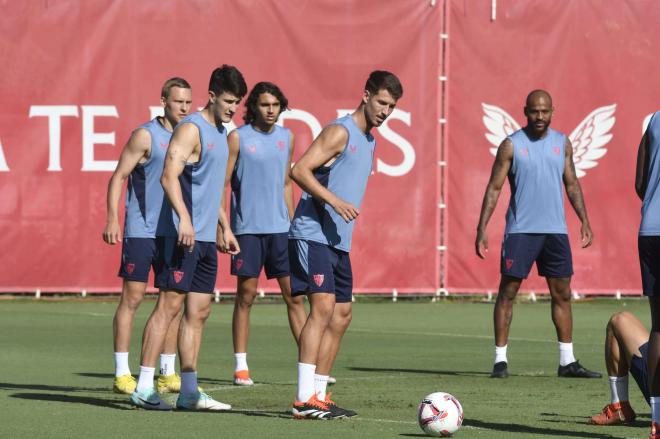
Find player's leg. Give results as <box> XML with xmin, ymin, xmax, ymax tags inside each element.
<box><xmin>156</xmin><ymin>310</ymin><xmax>182</xmax><ymax>393</ymax></box>
<box><xmin>267</xmin><ymin>233</ymin><xmax>306</xmax><ymax>345</ymax></box>
<box><xmin>492</xmin><ymin>233</ymin><xmax>538</xmax><ymax>378</ymax></box>
<box><xmin>112</xmin><ymin>279</ymin><xmax>147</xmax><ymax>393</ymax></box>
<box><xmin>175</xmin><ymin>243</ymin><xmax>230</xmax><ymax>411</ymax></box>
<box><xmin>491</xmin><ymin>275</ymin><xmax>522</xmax><ymax>377</ymax></box>
<box><xmin>590</xmin><ymin>311</ymin><xmax>645</xmax><ymax>425</ymax></box>
<box><xmin>130</xmin><ymin>289</ymin><xmax>185</xmax><ymax>409</ymax></box>
<box><xmin>232</xmin><ymin>276</ymin><xmax>259</xmax><ymax>385</ymax></box>
<box><xmin>540</xmin><ymin>234</ymin><xmax>600</xmax><ymax>377</ymax></box>
<box><xmin>649</xmin><ymin>296</ymin><xmax>660</xmax><ymax>435</ymax></box>
<box><xmin>113</xmin><ymin>237</ymin><xmax>154</xmax><ymax>393</ymax></box>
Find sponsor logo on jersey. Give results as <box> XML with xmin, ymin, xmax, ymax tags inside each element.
<box><xmin>553</xmin><ymin>146</ymin><xmax>561</xmax><ymax>155</ymax></box>
<box><xmin>248</xmin><ymin>145</ymin><xmax>257</xmax><ymax>153</ymax></box>
<box><xmin>349</xmin><ymin>144</ymin><xmax>357</xmax><ymax>153</ymax></box>
<box><xmin>207</xmin><ymin>142</ymin><xmax>215</xmax><ymax>150</ymax></box>
<box><xmin>277</xmin><ymin>140</ymin><xmax>286</xmax><ymax>151</ymax></box>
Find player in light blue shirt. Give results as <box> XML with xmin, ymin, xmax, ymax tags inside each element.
<box><xmin>102</xmin><ymin>77</ymin><xmax>192</xmax><ymax>394</ymax></box>
<box><xmin>290</xmin><ymin>71</ymin><xmax>403</xmax><ymax>419</ymax></box>
<box><xmin>476</xmin><ymin>90</ymin><xmax>599</xmax><ymax>380</ymax></box>
<box><xmin>224</xmin><ymin>82</ymin><xmax>306</xmax><ymax>386</ymax></box>
<box><xmin>635</xmin><ymin>110</ymin><xmax>660</xmax><ymax>437</ymax></box>
<box><xmin>130</xmin><ymin>66</ymin><xmax>247</xmax><ymax>411</ymax></box>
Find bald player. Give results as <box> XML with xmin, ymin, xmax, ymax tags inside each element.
<box><xmin>475</xmin><ymin>90</ymin><xmax>601</xmax><ymax>379</ymax></box>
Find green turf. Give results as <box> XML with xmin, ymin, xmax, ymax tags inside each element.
<box><xmin>0</xmin><ymin>298</ymin><xmax>652</xmax><ymax>438</ymax></box>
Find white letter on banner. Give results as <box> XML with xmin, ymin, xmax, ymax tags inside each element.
<box><xmin>643</xmin><ymin>113</ymin><xmax>654</xmax><ymax>133</ymax></box>
<box><xmin>376</xmin><ymin>109</ymin><xmax>414</xmax><ymax>177</ymax></box>
<box><xmin>0</xmin><ymin>138</ymin><xmax>9</xmax><ymax>171</ymax></box>
<box><xmin>336</xmin><ymin>109</ymin><xmax>415</xmax><ymax>177</ymax></box>
<box><xmin>81</xmin><ymin>105</ymin><xmax>119</xmax><ymax>171</ymax></box>
<box><xmin>149</xmin><ymin>106</ymin><xmax>164</xmax><ymax>119</ymax></box>
<box><xmin>28</xmin><ymin>105</ymin><xmax>79</xmax><ymax>171</ymax></box>
<box><xmin>279</xmin><ymin>109</ymin><xmax>322</xmax><ymax>139</ymax></box>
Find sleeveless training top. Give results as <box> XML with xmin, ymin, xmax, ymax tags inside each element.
<box><xmin>289</xmin><ymin>114</ymin><xmax>375</xmax><ymax>252</ymax></box>
<box><xmin>640</xmin><ymin>112</ymin><xmax>660</xmax><ymax>235</ymax></box>
<box><xmin>230</xmin><ymin>124</ymin><xmax>291</xmax><ymax>235</ymax></box>
<box><xmin>124</xmin><ymin>118</ymin><xmax>170</xmax><ymax>238</ymax></box>
<box><xmin>505</xmin><ymin>127</ymin><xmax>568</xmax><ymax>234</ymax></box>
<box><xmin>158</xmin><ymin>112</ymin><xmax>228</xmax><ymax>242</ymax></box>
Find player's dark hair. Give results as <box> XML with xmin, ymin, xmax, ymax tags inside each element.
<box><xmin>208</xmin><ymin>65</ymin><xmax>247</xmax><ymax>98</ymax></box>
<box><xmin>365</xmin><ymin>70</ymin><xmax>403</xmax><ymax>100</ymax></box>
<box><xmin>161</xmin><ymin>77</ymin><xmax>191</xmax><ymax>99</ymax></box>
<box><xmin>243</xmin><ymin>82</ymin><xmax>289</xmax><ymax>125</ymax></box>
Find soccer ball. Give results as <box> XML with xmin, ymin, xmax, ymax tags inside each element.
<box><xmin>417</xmin><ymin>392</ymin><xmax>464</xmax><ymax>437</ymax></box>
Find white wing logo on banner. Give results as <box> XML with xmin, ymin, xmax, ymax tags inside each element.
<box><xmin>481</xmin><ymin>103</ymin><xmax>616</xmax><ymax>178</ymax></box>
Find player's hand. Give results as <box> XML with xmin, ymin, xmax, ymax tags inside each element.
<box><xmin>475</xmin><ymin>229</ymin><xmax>488</xmax><ymax>259</ymax></box>
<box><xmin>215</xmin><ymin>226</ymin><xmax>228</xmax><ymax>253</ymax></box>
<box><xmin>102</xmin><ymin>221</ymin><xmax>121</xmax><ymax>245</ymax></box>
<box><xmin>223</xmin><ymin>230</ymin><xmax>240</xmax><ymax>255</ymax></box>
<box><xmin>331</xmin><ymin>198</ymin><xmax>360</xmax><ymax>223</ymax></box>
<box><xmin>178</xmin><ymin>218</ymin><xmax>195</xmax><ymax>252</ymax></box>
<box><xmin>580</xmin><ymin>222</ymin><xmax>593</xmax><ymax>248</ymax></box>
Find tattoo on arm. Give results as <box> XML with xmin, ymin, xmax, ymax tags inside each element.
<box><xmin>564</xmin><ymin>140</ymin><xmax>589</xmax><ymax>222</ymax></box>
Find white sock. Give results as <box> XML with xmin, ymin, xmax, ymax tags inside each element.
<box><xmin>159</xmin><ymin>354</ymin><xmax>176</xmax><ymax>376</ymax></box>
<box><xmin>558</xmin><ymin>342</ymin><xmax>576</xmax><ymax>366</ymax></box>
<box><xmin>114</xmin><ymin>352</ymin><xmax>131</xmax><ymax>377</ymax></box>
<box><xmin>494</xmin><ymin>345</ymin><xmax>508</xmax><ymax>364</ymax></box>
<box><xmin>181</xmin><ymin>371</ymin><xmax>198</xmax><ymax>395</ymax></box>
<box><xmin>608</xmin><ymin>375</ymin><xmax>628</xmax><ymax>404</ymax></box>
<box><xmin>652</xmin><ymin>396</ymin><xmax>660</xmax><ymax>423</ymax></box>
<box><xmin>314</xmin><ymin>374</ymin><xmax>329</xmax><ymax>400</ymax></box>
<box><xmin>297</xmin><ymin>362</ymin><xmax>316</xmax><ymax>403</ymax></box>
<box><xmin>235</xmin><ymin>353</ymin><xmax>248</xmax><ymax>372</ymax></box>
<box><xmin>136</xmin><ymin>366</ymin><xmax>155</xmax><ymax>392</ymax></box>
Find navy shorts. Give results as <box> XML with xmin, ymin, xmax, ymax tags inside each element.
<box><xmin>630</xmin><ymin>341</ymin><xmax>650</xmax><ymax>405</ymax></box>
<box><xmin>118</xmin><ymin>237</ymin><xmax>158</xmax><ymax>282</ymax></box>
<box><xmin>154</xmin><ymin>237</ymin><xmax>217</xmax><ymax>294</ymax></box>
<box><xmin>639</xmin><ymin>236</ymin><xmax>660</xmax><ymax>296</ymax></box>
<box><xmin>231</xmin><ymin>233</ymin><xmax>290</xmax><ymax>279</ymax></box>
<box><xmin>501</xmin><ymin>233</ymin><xmax>573</xmax><ymax>279</ymax></box>
<box><xmin>289</xmin><ymin>239</ymin><xmax>353</xmax><ymax>303</ymax></box>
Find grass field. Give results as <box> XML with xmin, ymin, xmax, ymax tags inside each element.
<box><xmin>0</xmin><ymin>297</ymin><xmax>653</xmax><ymax>438</ymax></box>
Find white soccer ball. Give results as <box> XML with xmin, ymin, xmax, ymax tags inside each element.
<box><xmin>417</xmin><ymin>392</ymin><xmax>464</xmax><ymax>437</ymax></box>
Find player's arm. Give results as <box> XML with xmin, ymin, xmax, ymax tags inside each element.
<box><xmin>161</xmin><ymin>123</ymin><xmax>198</xmax><ymax>250</ymax></box>
<box><xmin>290</xmin><ymin>125</ymin><xmax>356</xmax><ymax>223</ymax></box>
<box><xmin>635</xmin><ymin>132</ymin><xmax>650</xmax><ymax>201</ymax></box>
<box><xmin>475</xmin><ymin>138</ymin><xmax>513</xmax><ymax>258</ymax></box>
<box><xmin>284</xmin><ymin>132</ymin><xmax>295</xmax><ymax>220</ymax></box>
<box><xmin>216</xmin><ymin>130</ymin><xmax>240</xmax><ymax>255</ymax></box>
<box><xmin>102</xmin><ymin>128</ymin><xmax>151</xmax><ymax>245</ymax></box>
<box><xmin>563</xmin><ymin>137</ymin><xmax>593</xmax><ymax>248</ymax></box>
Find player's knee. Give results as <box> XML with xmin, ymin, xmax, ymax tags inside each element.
<box><xmin>551</xmin><ymin>288</ymin><xmax>571</xmax><ymax>303</ymax></box>
<box><xmin>236</xmin><ymin>291</ymin><xmax>256</xmax><ymax>308</ymax></box>
<box><xmin>609</xmin><ymin>311</ymin><xmax>633</xmax><ymax>331</ymax></box>
<box><xmin>123</xmin><ymin>294</ymin><xmax>143</xmax><ymax>312</ymax></box>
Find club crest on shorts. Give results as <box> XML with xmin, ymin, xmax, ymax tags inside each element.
<box><xmin>235</xmin><ymin>259</ymin><xmax>244</xmax><ymax>270</ymax></box>
<box><xmin>313</xmin><ymin>274</ymin><xmax>325</xmax><ymax>287</ymax></box>
<box><xmin>505</xmin><ymin>259</ymin><xmax>514</xmax><ymax>270</ymax></box>
<box><xmin>277</xmin><ymin>140</ymin><xmax>286</xmax><ymax>151</ymax></box>
<box><xmin>126</xmin><ymin>263</ymin><xmax>135</xmax><ymax>274</ymax></box>
<box><xmin>173</xmin><ymin>270</ymin><xmax>184</xmax><ymax>284</ymax></box>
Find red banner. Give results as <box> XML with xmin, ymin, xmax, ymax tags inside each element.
<box><xmin>0</xmin><ymin>1</ymin><xmax>441</xmax><ymax>293</ymax></box>
<box><xmin>446</xmin><ymin>0</ymin><xmax>660</xmax><ymax>295</ymax></box>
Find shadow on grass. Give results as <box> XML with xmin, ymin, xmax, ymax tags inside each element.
<box><xmin>462</xmin><ymin>419</ymin><xmax>623</xmax><ymax>438</ymax></box>
<box><xmin>10</xmin><ymin>392</ymin><xmax>133</xmax><ymax>410</ymax></box>
<box><xmin>349</xmin><ymin>366</ymin><xmax>543</xmax><ymax>378</ymax></box>
<box><xmin>75</xmin><ymin>372</ymin><xmax>235</xmax><ymax>386</ymax></box>
<box><xmin>0</xmin><ymin>382</ymin><xmax>107</xmax><ymax>392</ymax></box>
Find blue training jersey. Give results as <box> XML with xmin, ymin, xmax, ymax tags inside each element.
<box><xmin>504</xmin><ymin>127</ymin><xmax>568</xmax><ymax>234</ymax></box>
<box><xmin>230</xmin><ymin>124</ymin><xmax>291</xmax><ymax>235</ymax></box>
<box><xmin>124</xmin><ymin>118</ymin><xmax>170</xmax><ymax>238</ymax></box>
<box><xmin>289</xmin><ymin>114</ymin><xmax>375</xmax><ymax>252</ymax></box>
<box><xmin>157</xmin><ymin>111</ymin><xmax>228</xmax><ymax>242</ymax></box>
<box><xmin>640</xmin><ymin>112</ymin><xmax>660</xmax><ymax>236</ymax></box>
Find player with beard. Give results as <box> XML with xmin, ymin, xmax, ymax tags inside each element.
<box><xmin>475</xmin><ymin>90</ymin><xmax>601</xmax><ymax>380</ymax></box>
